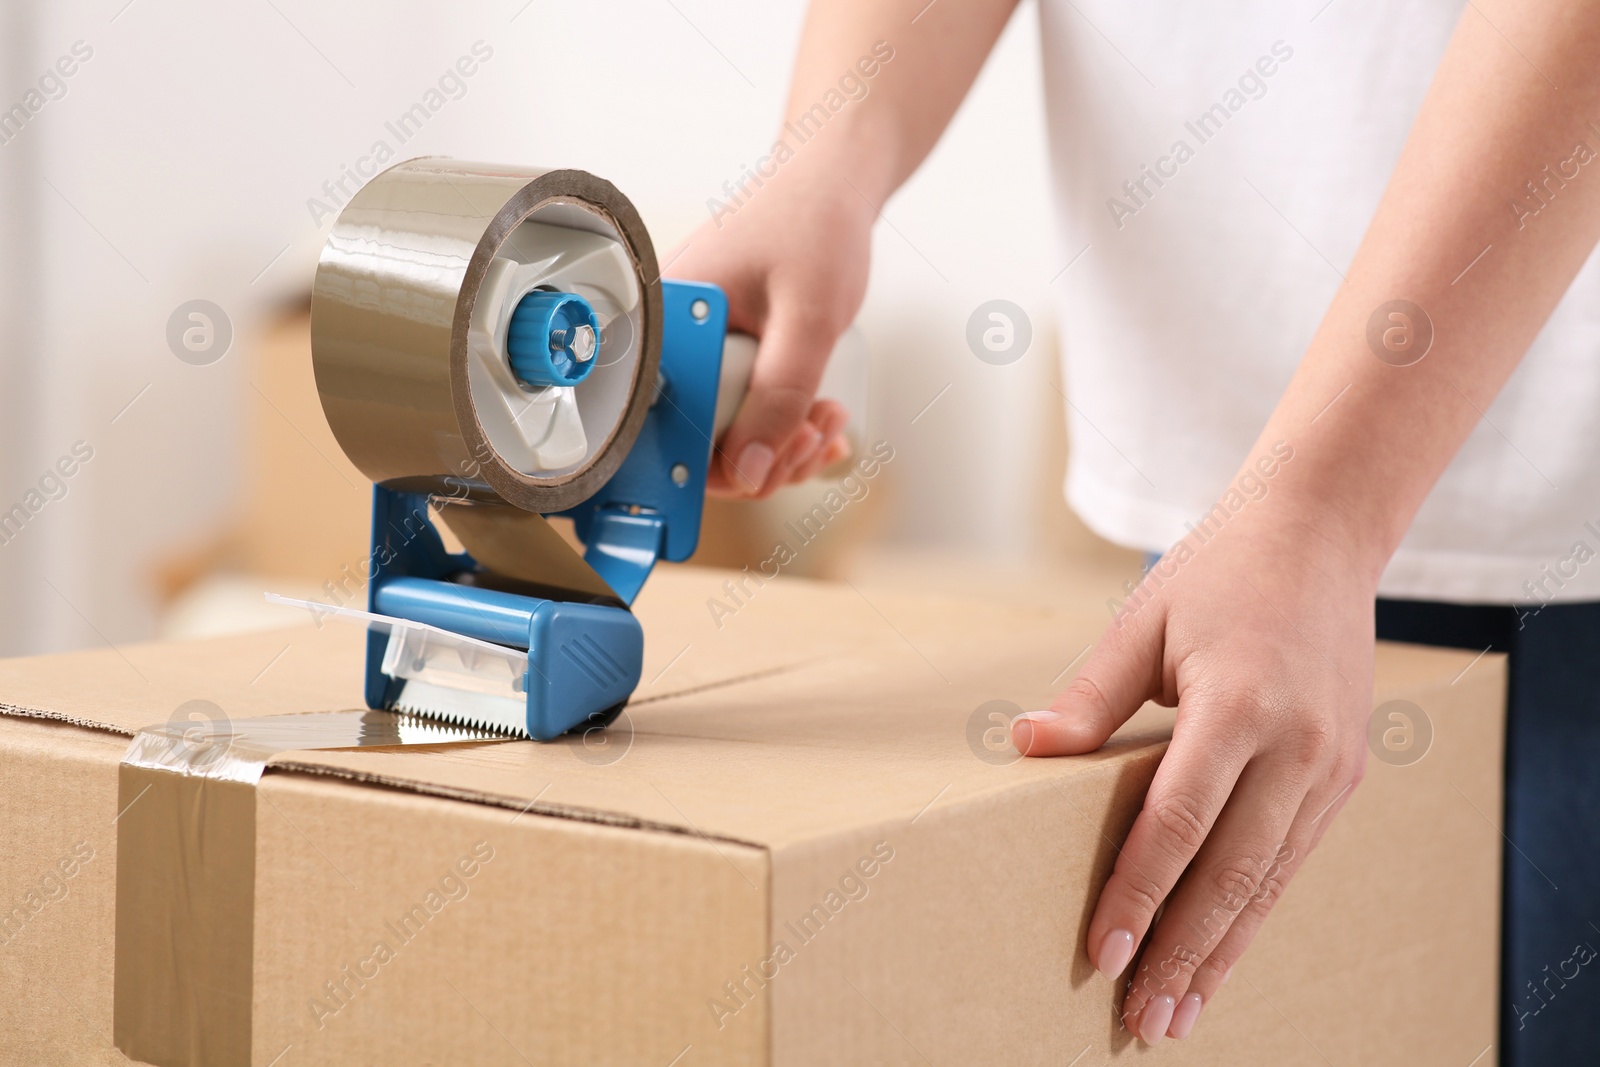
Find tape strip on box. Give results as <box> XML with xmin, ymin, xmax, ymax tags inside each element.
<box><xmin>113</xmin><ymin>709</ymin><xmax>503</xmax><ymax>1067</ymax></box>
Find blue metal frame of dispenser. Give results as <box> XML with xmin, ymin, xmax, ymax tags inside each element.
<box><xmin>361</xmin><ymin>280</ymin><xmax>730</xmax><ymax>740</ymax></box>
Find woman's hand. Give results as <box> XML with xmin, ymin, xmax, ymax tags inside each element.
<box><xmin>664</xmin><ymin>0</ymin><xmax>1022</xmax><ymax>497</ymax></box>
<box><xmin>1004</xmin><ymin>0</ymin><xmax>1600</xmax><ymax>1043</ymax></box>
<box><xmin>1012</xmin><ymin>483</ymin><xmax>1377</xmax><ymax>1043</ymax></box>
<box><xmin>666</xmin><ymin>159</ymin><xmax>874</xmax><ymax>498</ymax></box>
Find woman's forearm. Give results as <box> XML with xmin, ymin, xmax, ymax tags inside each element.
<box><xmin>780</xmin><ymin>0</ymin><xmax>1020</xmax><ymax>202</ymax></box>
<box><xmin>1256</xmin><ymin>0</ymin><xmax>1600</xmax><ymax>576</ymax></box>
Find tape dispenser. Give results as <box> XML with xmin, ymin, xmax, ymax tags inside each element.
<box><xmin>273</xmin><ymin>158</ymin><xmax>862</xmax><ymax>740</ymax></box>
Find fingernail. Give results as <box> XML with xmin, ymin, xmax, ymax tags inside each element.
<box><xmin>736</xmin><ymin>443</ymin><xmax>774</xmax><ymax>492</ymax></box>
<box><xmin>1095</xmin><ymin>928</ymin><xmax>1135</xmax><ymax>980</ymax></box>
<box><xmin>1168</xmin><ymin>992</ymin><xmax>1202</xmax><ymax>1040</ymax></box>
<box><xmin>1138</xmin><ymin>994</ymin><xmax>1176</xmax><ymax>1045</ymax></box>
<box><xmin>1010</xmin><ymin>710</ymin><xmax>1060</xmax><ymax>755</ymax></box>
<box><xmin>1222</xmin><ymin>965</ymin><xmax>1233</xmax><ymax>985</ymax></box>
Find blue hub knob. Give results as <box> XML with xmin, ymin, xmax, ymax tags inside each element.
<box><xmin>506</xmin><ymin>290</ymin><xmax>601</xmax><ymax>388</ymax></box>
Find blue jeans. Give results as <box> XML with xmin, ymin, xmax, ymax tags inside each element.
<box><xmin>1377</xmin><ymin>598</ymin><xmax>1600</xmax><ymax>1065</ymax></box>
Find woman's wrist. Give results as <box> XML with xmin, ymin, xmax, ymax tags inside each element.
<box><xmin>766</xmin><ymin>99</ymin><xmax>904</xmax><ymax>208</ymax></box>
<box><xmin>1233</xmin><ymin>456</ymin><xmax>1398</xmax><ymax>593</ymax></box>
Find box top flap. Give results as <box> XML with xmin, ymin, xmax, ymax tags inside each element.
<box><xmin>0</xmin><ymin>567</ymin><xmax>1488</xmax><ymax>849</ymax></box>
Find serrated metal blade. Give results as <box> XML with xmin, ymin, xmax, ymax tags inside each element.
<box><xmin>265</xmin><ymin>592</ymin><xmax>534</xmax><ymax>739</ymax></box>
<box><xmin>393</xmin><ymin>679</ymin><xmax>530</xmax><ymax>739</ymax></box>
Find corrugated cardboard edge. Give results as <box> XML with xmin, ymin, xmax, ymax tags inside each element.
<box><xmin>0</xmin><ymin>700</ymin><xmax>129</xmax><ymax>736</ymax></box>
<box><xmin>269</xmin><ymin>758</ymin><xmax>766</xmax><ymax>849</ymax></box>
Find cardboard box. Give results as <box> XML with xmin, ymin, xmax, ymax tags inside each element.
<box><xmin>0</xmin><ymin>566</ymin><xmax>1503</xmax><ymax>1065</ymax></box>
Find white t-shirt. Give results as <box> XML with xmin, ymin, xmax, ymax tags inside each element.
<box><xmin>1039</xmin><ymin>0</ymin><xmax>1600</xmax><ymax>604</ymax></box>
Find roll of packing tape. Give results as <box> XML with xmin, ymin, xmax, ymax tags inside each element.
<box><xmin>311</xmin><ymin>158</ymin><xmax>663</xmax><ymax>515</ymax></box>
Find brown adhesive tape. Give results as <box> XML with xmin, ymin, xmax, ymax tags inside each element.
<box><xmin>114</xmin><ymin>769</ymin><xmax>255</xmax><ymax>1067</ymax></box>
<box><xmin>112</xmin><ymin>710</ymin><xmax>503</xmax><ymax>1067</ymax></box>
<box><xmin>432</xmin><ymin>499</ymin><xmax>620</xmax><ymax>604</ymax></box>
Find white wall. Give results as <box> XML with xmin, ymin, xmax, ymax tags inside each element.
<box><xmin>0</xmin><ymin>0</ymin><xmax>1074</xmax><ymax>655</ymax></box>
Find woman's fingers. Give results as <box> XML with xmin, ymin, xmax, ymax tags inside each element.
<box><xmin>793</xmin><ymin>433</ymin><xmax>848</xmax><ymax>483</ymax></box>
<box><xmin>757</xmin><ymin>422</ymin><xmax>825</xmax><ymax>498</ymax></box>
<box><xmin>711</xmin><ymin>399</ymin><xmax>852</xmax><ymax>497</ymax></box>
<box><xmin>1012</xmin><ymin>530</ymin><xmax>1373</xmax><ymax>1046</ymax></box>
<box><xmin>1084</xmin><ymin>700</ymin><xmax>1257</xmax><ymax>986</ymax></box>
<box><xmin>1115</xmin><ymin>752</ymin><xmax>1311</xmax><ymax>1041</ymax></box>
<box><xmin>790</xmin><ymin>400</ymin><xmax>852</xmax><ymax>483</ymax></box>
<box><xmin>1157</xmin><ymin>770</ymin><xmax>1354</xmax><ymax>1039</ymax></box>
<box><xmin>807</xmin><ymin>397</ymin><xmax>849</xmax><ymax>439</ymax></box>
<box><xmin>712</xmin><ymin>306</ymin><xmax>836</xmax><ymax>495</ymax></box>
<box><xmin>767</xmin><ymin>400</ymin><xmax>850</xmax><ymax>490</ymax></box>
